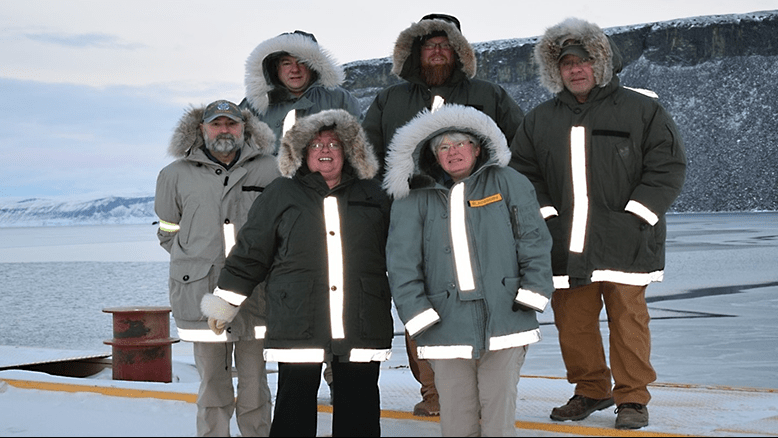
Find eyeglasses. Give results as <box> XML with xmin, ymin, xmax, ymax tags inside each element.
<box><xmin>559</xmin><ymin>57</ymin><xmax>593</xmax><ymax>70</ymax></box>
<box><xmin>308</xmin><ymin>142</ymin><xmax>341</xmax><ymax>151</ymax></box>
<box><xmin>422</xmin><ymin>42</ymin><xmax>452</xmax><ymax>51</ymax></box>
<box><xmin>437</xmin><ymin>140</ymin><xmax>473</xmax><ymax>154</ymax></box>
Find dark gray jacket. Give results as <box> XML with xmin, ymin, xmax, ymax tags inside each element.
<box><xmin>510</xmin><ymin>18</ymin><xmax>687</xmax><ymax>289</ymax></box>
<box><xmin>362</xmin><ymin>16</ymin><xmax>524</xmax><ymax>177</ymax></box>
<box><xmin>217</xmin><ymin>109</ymin><xmax>393</xmax><ymax>363</ymax></box>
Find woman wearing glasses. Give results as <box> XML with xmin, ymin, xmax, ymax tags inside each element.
<box><xmin>202</xmin><ymin>109</ymin><xmax>393</xmax><ymax>436</ymax></box>
<box><xmin>383</xmin><ymin>104</ymin><xmax>554</xmax><ymax>436</ymax></box>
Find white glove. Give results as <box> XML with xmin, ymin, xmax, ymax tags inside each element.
<box><xmin>200</xmin><ymin>293</ymin><xmax>240</xmax><ymax>335</ymax></box>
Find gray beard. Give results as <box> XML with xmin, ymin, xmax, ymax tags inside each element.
<box><xmin>205</xmin><ymin>134</ymin><xmax>242</xmax><ymax>154</ymax></box>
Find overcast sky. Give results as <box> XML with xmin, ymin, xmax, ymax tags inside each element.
<box><xmin>1</xmin><ymin>0</ymin><xmax>775</xmax><ymax>200</ymax></box>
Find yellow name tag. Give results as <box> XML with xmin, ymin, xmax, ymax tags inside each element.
<box><xmin>468</xmin><ymin>193</ymin><xmax>503</xmax><ymax>207</ymax></box>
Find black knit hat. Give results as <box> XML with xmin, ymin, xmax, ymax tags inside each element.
<box><xmin>420</xmin><ymin>13</ymin><xmax>461</xmax><ymax>31</ymax></box>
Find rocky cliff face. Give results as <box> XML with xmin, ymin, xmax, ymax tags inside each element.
<box><xmin>342</xmin><ymin>10</ymin><xmax>778</xmax><ymax>212</ymax></box>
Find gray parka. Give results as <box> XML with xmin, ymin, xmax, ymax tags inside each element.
<box><xmin>217</xmin><ymin>109</ymin><xmax>394</xmax><ymax>363</ymax></box>
<box><xmin>362</xmin><ymin>15</ymin><xmax>524</xmax><ymax>176</ymax></box>
<box><xmin>384</xmin><ymin>104</ymin><xmax>554</xmax><ymax>360</ymax></box>
<box><xmin>155</xmin><ymin>106</ymin><xmax>280</xmax><ymax>342</ymax></box>
<box><xmin>240</xmin><ymin>30</ymin><xmax>361</xmax><ymax>154</ymax></box>
<box><xmin>510</xmin><ymin>18</ymin><xmax>687</xmax><ymax>289</ymax></box>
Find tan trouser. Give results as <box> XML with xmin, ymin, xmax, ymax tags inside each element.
<box><xmin>193</xmin><ymin>340</ymin><xmax>272</xmax><ymax>437</ymax></box>
<box><xmin>431</xmin><ymin>346</ymin><xmax>527</xmax><ymax>437</ymax></box>
<box><xmin>405</xmin><ymin>330</ymin><xmax>437</xmax><ymax>399</ymax></box>
<box><xmin>552</xmin><ymin>282</ymin><xmax>656</xmax><ymax>405</ymax></box>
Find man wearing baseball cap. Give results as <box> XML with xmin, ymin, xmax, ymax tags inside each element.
<box><xmin>155</xmin><ymin>99</ymin><xmax>281</xmax><ymax>436</ymax></box>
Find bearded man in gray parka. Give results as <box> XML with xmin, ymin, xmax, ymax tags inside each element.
<box><xmin>384</xmin><ymin>103</ymin><xmax>554</xmax><ymax>436</ymax></box>
<box><xmin>510</xmin><ymin>18</ymin><xmax>687</xmax><ymax>430</ymax></box>
<box><xmin>155</xmin><ymin>100</ymin><xmax>280</xmax><ymax>436</ymax></box>
<box><xmin>240</xmin><ymin>30</ymin><xmax>361</xmax><ymax>155</ymax></box>
<box><xmin>362</xmin><ymin>13</ymin><xmax>525</xmax><ymax>416</ymax></box>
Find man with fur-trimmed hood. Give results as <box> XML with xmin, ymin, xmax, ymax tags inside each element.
<box><xmin>384</xmin><ymin>103</ymin><xmax>553</xmax><ymax>436</ymax></box>
<box><xmin>363</xmin><ymin>13</ymin><xmax>524</xmax><ymax>178</ymax></box>
<box><xmin>203</xmin><ymin>109</ymin><xmax>393</xmax><ymax>436</ymax></box>
<box><xmin>240</xmin><ymin>30</ymin><xmax>361</xmax><ymax>154</ymax></box>
<box><xmin>155</xmin><ymin>100</ymin><xmax>279</xmax><ymax>436</ymax></box>
<box><xmin>509</xmin><ymin>18</ymin><xmax>687</xmax><ymax>430</ymax></box>
<box><xmin>362</xmin><ymin>13</ymin><xmax>525</xmax><ymax>416</ymax></box>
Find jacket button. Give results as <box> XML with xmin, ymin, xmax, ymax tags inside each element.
<box><xmin>183</xmin><ymin>275</ymin><xmax>189</xmax><ymax>281</ymax></box>
<box><xmin>224</xmin><ymin>219</ymin><xmax>231</xmax><ymax>224</ymax></box>
<box><xmin>216</xmin><ymin>169</ymin><xmax>223</xmax><ymax>175</ymax></box>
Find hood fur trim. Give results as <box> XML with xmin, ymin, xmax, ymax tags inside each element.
<box><xmin>277</xmin><ymin>109</ymin><xmax>378</xmax><ymax>180</ymax></box>
<box><xmin>244</xmin><ymin>32</ymin><xmax>345</xmax><ymax>115</ymax></box>
<box><xmin>392</xmin><ymin>18</ymin><xmax>476</xmax><ymax>79</ymax></box>
<box><xmin>535</xmin><ymin>17</ymin><xmax>613</xmax><ymax>94</ymax></box>
<box><xmin>382</xmin><ymin>104</ymin><xmax>510</xmax><ymax>199</ymax></box>
<box><xmin>167</xmin><ymin>106</ymin><xmax>275</xmax><ymax>158</ymax></box>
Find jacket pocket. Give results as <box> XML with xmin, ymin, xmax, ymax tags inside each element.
<box><xmin>168</xmin><ymin>262</ymin><xmax>214</xmax><ymax>321</ymax></box>
<box><xmin>358</xmin><ymin>276</ymin><xmax>393</xmax><ymax>340</ymax></box>
<box><xmin>266</xmin><ymin>280</ymin><xmax>315</xmax><ymax>340</ymax></box>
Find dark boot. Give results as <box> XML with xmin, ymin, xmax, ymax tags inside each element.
<box><xmin>615</xmin><ymin>403</ymin><xmax>649</xmax><ymax>429</ymax></box>
<box><xmin>550</xmin><ymin>394</ymin><xmax>615</xmax><ymax>421</ymax></box>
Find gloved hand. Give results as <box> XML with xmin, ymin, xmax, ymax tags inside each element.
<box><xmin>207</xmin><ymin>318</ymin><xmax>227</xmax><ymax>335</ymax></box>
<box><xmin>200</xmin><ymin>293</ymin><xmax>240</xmax><ymax>335</ymax></box>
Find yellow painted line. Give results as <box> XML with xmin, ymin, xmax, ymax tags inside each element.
<box><xmin>325</xmin><ymin>407</ymin><xmax>692</xmax><ymax>437</ymax></box>
<box><xmin>513</xmin><ymin>420</ymin><xmax>693</xmax><ymax>437</ymax></box>
<box><xmin>1</xmin><ymin>378</ymin><xmax>197</xmax><ymax>403</ymax></box>
<box><xmin>3</xmin><ymin>376</ymin><xmax>767</xmax><ymax>437</ymax></box>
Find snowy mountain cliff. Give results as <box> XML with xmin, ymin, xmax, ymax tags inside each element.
<box><xmin>1</xmin><ymin>10</ymin><xmax>776</xmax><ymax>227</ymax></box>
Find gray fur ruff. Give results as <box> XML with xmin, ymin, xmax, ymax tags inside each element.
<box><xmin>534</xmin><ymin>17</ymin><xmax>613</xmax><ymax>94</ymax></box>
<box><xmin>277</xmin><ymin>109</ymin><xmax>378</xmax><ymax>180</ymax></box>
<box><xmin>244</xmin><ymin>32</ymin><xmax>345</xmax><ymax>115</ymax></box>
<box><xmin>167</xmin><ymin>106</ymin><xmax>275</xmax><ymax>158</ymax></box>
<box><xmin>392</xmin><ymin>18</ymin><xmax>476</xmax><ymax>79</ymax></box>
<box><xmin>382</xmin><ymin>104</ymin><xmax>510</xmax><ymax>199</ymax></box>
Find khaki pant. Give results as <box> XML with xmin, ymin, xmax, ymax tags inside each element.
<box><xmin>552</xmin><ymin>282</ymin><xmax>656</xmax><ymax>405</ymax></box>
<box><xmin>431</xmin><ymin>346</ymin><xmax>527</xmax><ymax>437</ymax></box>
<box><xmin>193</xmin><ymin>340</ymin><xmax>272</xmax><ymax>437</ymax></box>
<box><xmin>405</xmin><ymin>330</ymin><xmax>437</xmax><ymax>400</ymax></box>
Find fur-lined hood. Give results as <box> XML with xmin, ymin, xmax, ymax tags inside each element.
<box><xmin>534</xmin><ymin>17</ymin><xmax>623</xmax><ymax>94</ymax></box>
<box><xmin>392</xmin><ymin>16</ymin><xmax>477</xmax><ymax>81</ymax></box>
<box><xmin>382</xmin><ymin>104</ymin><xmax>510</xmax><ymax>199</ymax></box>
<box><xmin>167</xmin><ymin>105</ymin><xmax>275</xmax><ymax>158</ymax></box>
<box><xmin>277</xmin><ymin>109</ymin><xmax>378</xmax><ymax>180</ymax></box>
<box><xmin>244</xmin><ymin>31</ymin><xmax>345</xmax><ymax>115</ymax></box>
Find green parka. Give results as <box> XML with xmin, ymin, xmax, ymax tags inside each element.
<box><xmin>384</xmin><ymin>104</ymin><xmax>554</xmax><ymax>360</ymax></box>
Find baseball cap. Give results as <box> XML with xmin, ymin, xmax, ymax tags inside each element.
<box><xmin>202</xmin><ymin>100</ymin><xmax>244</xmax><ymax>123</ymax></box>
<box><xmin>558</xmin><ymin>39</ymin><xmax>590</xmax><ymax>61</ymax></box>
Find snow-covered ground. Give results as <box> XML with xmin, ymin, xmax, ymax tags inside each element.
<box><xmin>1</xmin><ymin>212</ymin><xmax>776</xmax><ymax>436</ymax></box>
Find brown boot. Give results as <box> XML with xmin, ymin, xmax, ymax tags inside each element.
<box><xmin>615</xmin><ymin>403</ymin><xmax>649</xmax><ymax>429</ymax></box>
<box><xmin>413</xmin><ymin>394</ymin><xmax>440</xmax><ymax>417</ymax></box>
<box><xmin>550</xmin><ymin>395</ymin><xmax>615</xmax><ymax>421</ymax></box>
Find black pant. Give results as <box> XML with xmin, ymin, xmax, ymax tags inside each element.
<box><xmin>270</xmin><ymin>357</ymin><xmax>381</xmax><ymax>437</ymax></box>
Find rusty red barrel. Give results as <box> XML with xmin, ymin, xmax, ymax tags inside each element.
<box><xmin>103</xmin><ymin>306</ymin><xmax>180</xmax><ymax>383</ymax></box>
